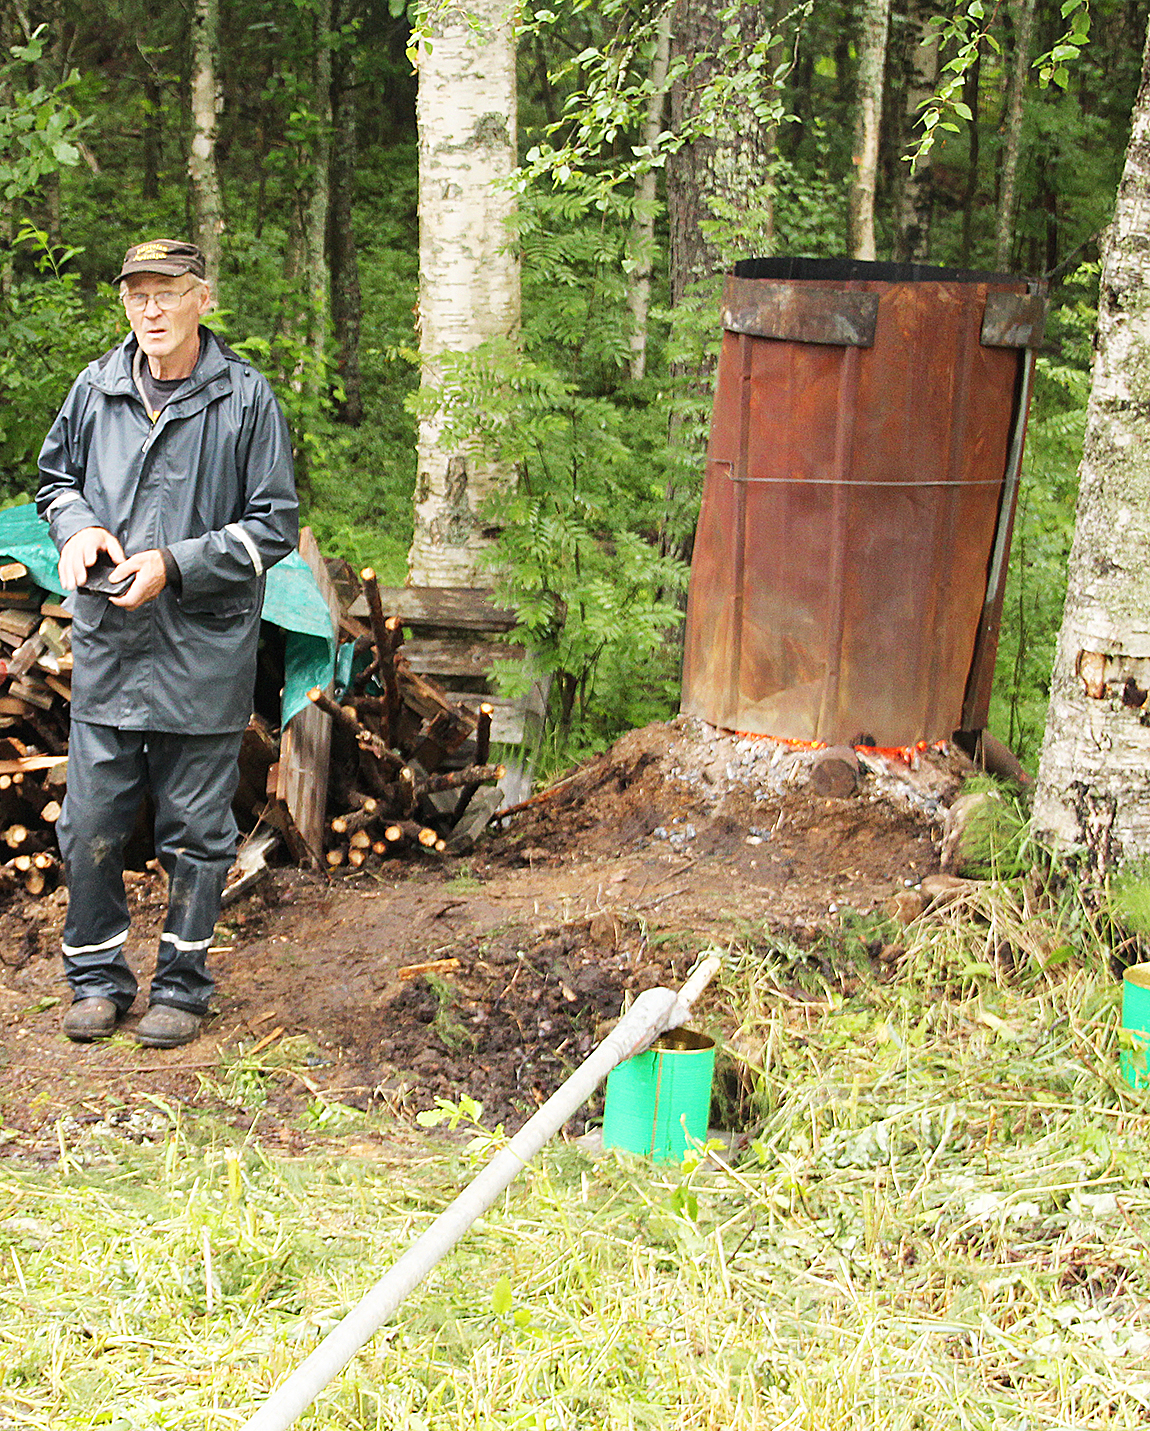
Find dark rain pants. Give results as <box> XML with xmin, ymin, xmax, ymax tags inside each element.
<box><xmin>57</xmin><ymin>720</ymin><xmax>244</xmax><ymax>1016</ymax></box>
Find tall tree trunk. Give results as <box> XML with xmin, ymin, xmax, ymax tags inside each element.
<box><xmin>626</xmin><ymin>7</ymin><xmax>671</xmax><ymax>382</ymax></box>
<box><xmin>0</xmin><ymin>3</ymin><xmax>14</xmax><ymax>301</ymax></box>
<box><xmin>329</xmin><ymin>0</ymin><xmax>363</xmax><ymax>425</ymax></box>
<box><xmin>958</xmin><ymin>47</ymin><xmax>980</xmax><ymax>267</ymax></box>
<box><xmin>1032</xmin><ymin>22</ymin><xmax>1150</xmax><ymax>870</ymax></box>
<box><xmin>891</xmin><ymin>0</ymin><xmax>937</xmax><ymax>263</ymax></box>
<box><xmin>666</xmin><ymin>0</ymin><xmax>772</xmax><ymax>306</ymax></box>
<box><xmin>994</xmin><ymin>0</ymin><xmax>1037</xmax><ymax>271</ymax></box>
<box><xmin>662</xmin><ymin>0</ymin><xmax>773</xmax><ymax>564</ymax></box>
<box><xmin>188</xmin><ymin>0</ymin><xmax>224</xmax><ymax>279</ymax></box>
<box><xmin>409</xmin><ymin>0</ymin><xmax>519</xmax><ymax>588</ymax></box>
<box><xmin>304</xmin><ymin>0</ymin><xmax>332</xmax><ymax>375</ymax></box>
<box><xmin>143</xmin><ymin>67</ymin><xmax>162</xmax><ymax>202</ymax></box>
<box><xmin>848</xmin><ymin>0</ymin><xmax>890</xmax><ymax>260</ymax></box>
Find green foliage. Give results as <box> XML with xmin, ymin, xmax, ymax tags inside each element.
<box><xmin>411</xmin><ymin>178</ymin><xmax>688</xmax><ymax>753</ymax></box>
<box><xmin>0</xmin><ymin>26</ymin><xmax>87</xmax><ymax>202</ymax></box>
<box><xmin>0</xmin><ymin>227</ymin><xmax>123</xmax><ymax>501</ymax></box>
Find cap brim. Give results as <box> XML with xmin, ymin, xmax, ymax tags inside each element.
<box><xmin>112</xmin><ymin>260</ymin><xmax>196</xmax><ymax>284</ymax></box>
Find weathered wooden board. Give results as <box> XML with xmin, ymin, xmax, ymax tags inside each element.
<box><xmin>275</xmin><ymin>528</ymin><xmax>340</xmax><ymax>868</ymax></box>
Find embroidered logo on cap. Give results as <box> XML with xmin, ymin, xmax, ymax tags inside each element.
<box><xmin>132</xmin><ymin>242</ymin><xmax>171</xmax><ymax>261</ymax></box>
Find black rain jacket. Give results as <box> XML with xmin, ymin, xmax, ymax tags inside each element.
<box><xmin>36</xmin><ymin>327</ymin><xmax>299</xmax><ymax>734</ymax></box>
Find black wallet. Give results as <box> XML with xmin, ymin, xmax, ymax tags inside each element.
<box><xmin>78</xmin><ymin>552</ymin><xmax>133</xmax><ymax>598</ymax></box>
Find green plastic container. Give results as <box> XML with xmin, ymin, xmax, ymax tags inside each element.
<box><xmin>602</xmin><ymin>1028</ymin><xmax>716</xmax><ymax>1161</ymax></box>
<box><xmin>1120</xmin><ymin>964</ymin><xmax>1150</xmax><ymax>1090</ymax></box>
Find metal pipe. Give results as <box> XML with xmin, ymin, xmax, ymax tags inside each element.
<box><xmin>239</xmin><ymin>955</ymin><xmax>722</xmax><ymax>1431</ymax></box>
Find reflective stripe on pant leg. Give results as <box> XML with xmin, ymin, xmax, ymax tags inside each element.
<box><xmin>145</xmin><ymin>728</ymin><xmax>244</xmax><ymax>1014</ymax></box>
<box><xmin>57</xmin><ymin>721</ymin><xmax>146</xmax><ymax>1011</ymax></box>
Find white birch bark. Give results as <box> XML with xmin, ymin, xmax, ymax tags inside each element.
<box><xmin>626</xmin><ymin>8</ymin><xmax>672</xmax><ymax>382</ymax></box>
<box><xmin>189</xmin><ymin>0</ymin><xmax>224</xmax><ymax>280</ymax></box>
<box><xmin>1032</xmin><ymin>23</ymin><xmax>1150</xmax><ymax>868</ymax></box>
<box><xmin>848</xmin><ymin>0</ymin><xmax>890</xmax><ymax>262</ymax></box>
<box><xmin>409</xmin><ymin>0</ymin><xmax>519</xmax><ymax>589</ymax></box>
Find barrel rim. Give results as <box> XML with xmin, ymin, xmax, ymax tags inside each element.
<box><xmin>732</xmin><ymin>255</ymin><xmax>1038</xmax><ymax>287</ymax></box>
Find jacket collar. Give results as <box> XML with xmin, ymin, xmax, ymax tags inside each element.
<box><xmin>90</xmin><ymin>327</ymin><xmax>232</xmax><ymax>401</ymax></box>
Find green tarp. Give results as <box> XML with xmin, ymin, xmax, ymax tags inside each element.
<box><xmin>0</xmin><ymin>502</ymin><xmax>335</xmax><ymax>726</ymax></box>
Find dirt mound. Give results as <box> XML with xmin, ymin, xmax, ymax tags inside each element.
<box><xmin>0</xmin><ymin>718</ymin><xmax>955</xmax><ymax>1153</ymax></box>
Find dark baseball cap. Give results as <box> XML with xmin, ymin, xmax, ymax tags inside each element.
<box><xmin>113</xmin><ymin>239</ymin><xmax>206</xmax><ymax>284</ymax></box>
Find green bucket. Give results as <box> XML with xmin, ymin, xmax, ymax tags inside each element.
<box><xmin>601</xmin><ymin>1028</ymin><xmax>716</xmax><ymax>1162</ymax></box>
<box><xmin>1120</xmin><ymin>963</ymin><xmax>1150</xmax><ymax>1089</ymax></box>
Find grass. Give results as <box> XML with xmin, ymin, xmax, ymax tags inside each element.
<box><xmin>2</xmin><ymin>888</ymin><xmax>1149</xmax><ymax>1429</ymax></box>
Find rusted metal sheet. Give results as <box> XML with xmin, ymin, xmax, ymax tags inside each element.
<box><xmin>681</xmin><ymin>258</ymin><xmax>1047</xmax><ymax>747</ymax></box>
<box><xmin>722</xmin><ymin>277</ymin><xmax>878</xmax><ymax>347</ymax></box>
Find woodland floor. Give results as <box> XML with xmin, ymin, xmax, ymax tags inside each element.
<box><xmin>0</xmin><ymin>718</ymin><xmax>961</xmax><ymax>1159</ymax></box>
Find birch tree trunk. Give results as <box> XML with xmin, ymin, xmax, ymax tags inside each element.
<box><xmin>304</xmin><ymin>0</ymin><xmax>332</xmax><ymax>375</ymax></box>
<box><xmin>408</xmin><ymin>0</ymin><xmax>519</xmax><ymax>588</ymax></box>
<box><xmin>189</xmin><ymin>0</ymin><xmax>224</xmax><ymax>279</ymax></box>
<box><xmin>1032</xmin><ymin>23</ymin><xmax>1150</xmax><ymax>870</ymax></box>
<box><xmin>626</xmin><ymin>8</ymin><xmax>671</xmax><ymax>382</ymax></box>
<box><xmin>891</xmin><ymin>0</ymin><xmax>937</xmax><ymax>263</ymax></box>
<box><xmin>848</xmin><ymin>0</ymin><xmax>890</xmax><ymax>261</ymax></box>
<box><xmin>994</xmin><ymin>0</ymin><xmax>1037</xmax><ymax>271</ymax></box>
<box><xmin>329</xmin><ymin>0</ymin><xmax>362</xmax><ymax>424</ymax></box>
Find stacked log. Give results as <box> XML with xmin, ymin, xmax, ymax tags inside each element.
<box><xmin>312</xmin><ymin>568</ymin><xmax>505</xmax><ymax>870</ymax></box>
<box><xmin>0</xmin><ymin>551</ymin><xmax>511</xmax><ymax>900</ymax></box>
<box><xmin>0</xmin><ymin>563</ymin><xmax>70</xmax><ymax>897</ymax></box>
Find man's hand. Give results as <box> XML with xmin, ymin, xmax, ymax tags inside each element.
<box><xmin>58</xmin><ymin>527</ymin><xmax>127</xmax><ymax>590</ymax></box>
<box><xmin>109</xmin><ymin>549</ymin><xmax>167</xmax><ymax>610</ymax></box>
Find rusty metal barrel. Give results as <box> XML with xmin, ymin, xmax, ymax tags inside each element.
<box><xmin>680</xmin><ymin>256</ymin><xmax>1046</xmax><ymax>748</ymax></box>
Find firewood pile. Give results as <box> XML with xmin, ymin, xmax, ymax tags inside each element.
<box><xmin>0</xmin><ymin>562</ymin><xmax>70</xmax><ymax>898</ymax></box>
<box><xmin>312</xmin><ymin>567</ymin><xmax>507</xmax><ymax>871</ymax></box>
<box><xmin>0</xmin><ymin>544</ymin><xmax>516</xmax><ymax>904</ymax></box>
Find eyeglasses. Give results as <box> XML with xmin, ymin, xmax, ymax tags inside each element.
<box><xmin>122</xmin><ymin>285</ymin><xmax>197</xmax><ymax>313</ymax></box>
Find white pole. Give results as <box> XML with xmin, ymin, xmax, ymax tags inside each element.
<box><xmin>240</xmin><ymin>957</ymin><xmax>721</xmax><ymax>1431</ymax></box>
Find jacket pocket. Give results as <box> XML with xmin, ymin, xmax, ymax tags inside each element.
<box><xmin>69</xmin><ymin>591</ymin><xmax>112</xmax><ymax>633</ymax></box>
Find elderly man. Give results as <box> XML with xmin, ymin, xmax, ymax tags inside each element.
<box><xmin>36</xmin><ymin>238</ymin><xmax>299</xmax><ymax>1048</ymax></box>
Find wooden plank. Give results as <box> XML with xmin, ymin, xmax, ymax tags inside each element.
<box><xmin>0</xmin><ymin>754</ymin><xmax>67</xmax><ymax>777</ymax></box>
<box><xmin>347</xmin><ymin>585</ymin><xmax>517</xmax><ymax>633</ymax></box>
<box><xmin>402</xmin><ymin>637</ymin><xmax>524</xmax><ymax>680</ymax></box>
<box><xmin>276</xmin><ymin>528</ymin><xmax>339</xmax><ymax>869</ymax></box>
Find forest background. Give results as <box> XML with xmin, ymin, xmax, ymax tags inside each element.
<box><xmin>1</xmin><ymin>0</ymin><xmax>1145</xmax><ymax>776</ymax></box>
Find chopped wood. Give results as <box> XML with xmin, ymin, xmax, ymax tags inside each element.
<box><xmin>398</xmin><ymin>957</ymin><xmax>462</xmax><ymax>980</ymax></box>
<box><xmin>454</xmin><ymin>704</ymin><xmax>495</xmax><ymax>822</ymax></box>
<box><xmin>0</xmin><ymin>610</ymin><xmax>39</xmax><ymax>639</ymax></box>
<box><xmin>0</xmin><ymin>562</ymin><xmax>27</xmax><ymax>583</ymax></box>
<box><xmin>416</xmin><ymin>762</ymin><xmax>504</xmax><ymax>796</ymax></box>
<box><xmin>330</xmin><ymin>798</ymin><xmax>379</xmax><ymax>836</ymax></box>
<box><xmin>384</xmin><ymin>820</ymin><xmax>438</xmax><ymax>847</ymax></box>
<box><xmin>8</xmin><ymin>676</ymin><xmax>55</xmax><ymax>710</ymax></box>
<box><xmin>1</xmin><ymin>630</ymin><xmax>47</xmax><ymax>681</ymax></box>
<box><xmin>222</xmin><ymin>827</ymin><xmax>279</xmax><ymax>908</ymax></box>
<box><xmin>38</xmin><ymin>617</ymin><xmax>70</xmax><ymax>658</ymax></box>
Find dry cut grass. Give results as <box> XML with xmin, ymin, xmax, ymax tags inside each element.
<box><xmin>1</xmin><ymin>876</ymin><xmax>1149</xmax><ymax>1429</ymax></box>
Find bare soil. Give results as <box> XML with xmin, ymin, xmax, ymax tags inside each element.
<box><xmin>0</xmin><ymin>719</ymin><xmax>962</xmax><ymax>1157</ymax></box>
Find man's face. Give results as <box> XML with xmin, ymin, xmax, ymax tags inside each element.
<box><xmin>122</xmin><ymin>272</ymin><xmax>210</xmax><ymax>373</ymax></box>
